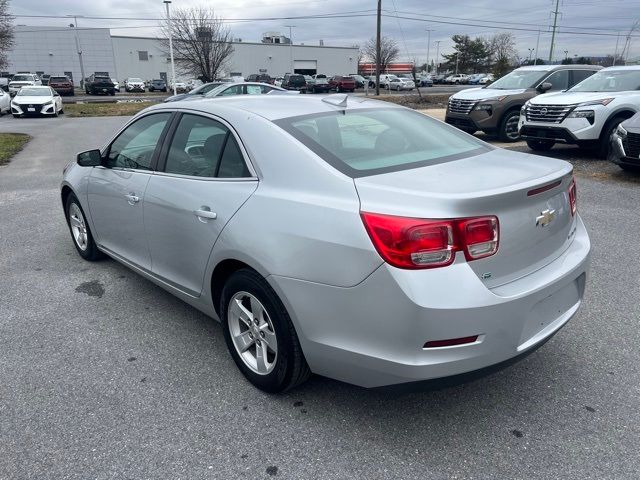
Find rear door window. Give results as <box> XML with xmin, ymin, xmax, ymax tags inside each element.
<box><xmin>544</xmin><ymin>70</ymin><xmax>569</xmax><ymax>91</ymax></box>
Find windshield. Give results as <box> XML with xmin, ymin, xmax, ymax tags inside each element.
<box><xmin>488</xmin><ymin>69</ymin><xmax>547</xmax><ymax>89</ymax></box>
<box><xmin>275</xmin><ymin>108</ymin><xmax>489</xmax><ymax>177</ymax></box>
<box><xmin>12</xmin><ymin>75</ymin><xmax>33</xmax><ymax>82</ymax></box>
<box><xmin>569</xmin><ymin>70</ymin><xmax>640</xmax><ymax>92</ymax></box>
<box><xmin>17</xmin><ymin>88</ymin><xmax>50</xmax><ymax>96</ymax></box>
<box><xmin>191</xmin><ymin>83</ymin><xmax>220</xmax><ymax>94</ymax></box>
<box><xmin>129</xmin><ymin>78</ymin><xmax>143</xmax><ymax>82</ymax></box>
<box><xmin>204</xmin><ymin>84</ymin><xmax>232</xmax><ymax>97</ymax></box>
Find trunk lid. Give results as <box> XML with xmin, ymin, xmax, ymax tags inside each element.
<box><xmin>354</xmin><ymin>149</ymin><xmax>576</xmax><ymax>287</ymax></box>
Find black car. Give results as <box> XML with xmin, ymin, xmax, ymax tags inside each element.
<box><xmin>148</xmin><ymin>79</ymin><xmax>167</xmax><ymax>92</ymax></box>
<box><xmin>609</xmin><ymin>115</ymin><xmax>640</xmax><ymax>173</ymax></box>
<box><xmin>246</xmin><ymin>74</ymin><xmax>273</xmax><ymax>84</ymax></box>
<box><xmin>85</xmin><ymin>74</ymin><xmax>115</xmax><ymax>95</ymax></box>
<box><xmin>281</xmin><ymin>74</ymin><xmax>307</xmax><ymax>92</ymax></box>
<box><xmin>41</xmin><ymin>74</ymin><xmax>51</xmax><ymax>86</ymax></box>
<box><xmin>164</xmin><ymin>82</ymin><xmax>224</xmax><ymax>102</ymax></box>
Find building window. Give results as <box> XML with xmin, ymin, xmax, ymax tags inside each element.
<box><xmin>138</xmin><ymin>51</ymin><xmax>149</xmax><ymax>61</ymax></box>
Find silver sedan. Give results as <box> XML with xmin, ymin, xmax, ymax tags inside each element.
<box><xmin>61</xmin><ymin>94</ymin><xmax>590</xmax><ymax>392</ymax></box>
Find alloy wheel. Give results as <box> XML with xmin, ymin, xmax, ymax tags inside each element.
<box><xmin>227</xmin><ymin>291</ymin><xmax>278</xmax><ymax>375</ymax></box>
<box><xmin>69</xmin><ymin>203</ymin><xmax>88</xmax><ymax>251</ymax></box>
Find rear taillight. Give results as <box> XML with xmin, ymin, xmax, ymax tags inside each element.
<box><xmin>568</xmin><ymin>177</ymin><xmax>577</xmax><ymax>216</ymax></box>
<box><xmin>360</xmin><ymin>212</ymin><xmax>499</xmax><ymax>269</ymax></box>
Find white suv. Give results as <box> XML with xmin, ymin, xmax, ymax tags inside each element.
<box><xmin>519</xmin><ymin>66</ymin><xmax>640</xmax><ymax>156</ymax></box>
<box><xmin>446</xmin><ymin>74</ymin><xmax>468</xmax><ymax>84</ymax></box>
<box><xmin>8</xmin><ymin>74</ymin><xmax>42</xmax><ymax>95</ymax></box>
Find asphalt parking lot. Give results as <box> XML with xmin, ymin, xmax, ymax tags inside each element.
<box><xmin>1</xmin><ymin>114</ymin><xmax>639</xmax><ymax>479</ymax></box>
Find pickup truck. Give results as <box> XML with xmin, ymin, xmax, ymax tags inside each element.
<box><xmin>305</xmin><ymin>74</ymin><xmax>331</xmax><ymax>93</ymax></box>
<box><xmin>85</xmin><ymin>74</ymin><xmax>116</xmax><ymax>95</ymax></box>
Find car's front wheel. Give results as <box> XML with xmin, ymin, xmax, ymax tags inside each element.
<box><xmin>220</xmin><ymin>269</ymin><xmax>311</xmax><ymax>393</ymax></box>
<box><xmin>65</xmin><ymin>193</ymin><xmax>102</xmax><ymax>261</ymax></box>
<box><xmin>499</xmin><ymin>109</ymin><xmax>522</xmax><ymax>142</ymax></box>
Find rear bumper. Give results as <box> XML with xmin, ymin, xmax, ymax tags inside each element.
<box><xmin>270</xmin><ymin>216</ymin><xmax>590</xmax><ymax>388</ymax></box>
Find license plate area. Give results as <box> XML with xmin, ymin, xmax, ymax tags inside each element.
<box><xmin>27</xmin><ymin>107</ymin><xmax>35</xmax><ymax>112</ymax></box>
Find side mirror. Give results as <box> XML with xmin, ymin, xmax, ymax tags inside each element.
<box><xmin>537</xmin><ymin>82</ymin><xmax>553</xmax><ymax>93</ymax></box>
<box><xmin>77</xmin><ymin>149</ymin><xmax>102</xmax><ymax>167</ymax></box>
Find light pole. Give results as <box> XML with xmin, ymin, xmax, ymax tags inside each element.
<box><xmin>564</xmin><ymin>49</ymin><xmax>569</xmax><ymax>62</ymax></box>
<box><xmin>67</xmin><ymin>15</ymin><xmax>86</xmax><ymax>89</ymax></box>
<box><xmin>534</xmin><ymin>30</ymin><xmax>541</xmax><ymax>65</ymax></box>
<box><xmin>528</xmin><ymin>48</ymin><xmax>534</xmax><ymax>64</ymax></box>
<box><xmin>285</xmin><ymin>25</ymin><xmax>296</xmax><ymax>74</ymax></box>
<box><xmin>425</xmin><ymin>28</ymin><xmax>432</xmax><ymax>73</ymax></box>
<box><xmin>434</xmin><ymin>40</ymin><xmax>441</xmax><ymax>75</ymax></box>
<box><xmin>455</xmin><ymin>52</ymin><xmax>459</xmax><ymax>75</ymax></box>
<box><xmin>164</xmin><ymin>1</ymin><xmax>177</xmax><ymax>96</ymax></box>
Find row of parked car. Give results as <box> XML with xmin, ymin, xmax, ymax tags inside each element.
<box><xmin>445</xmin><ymin>64</ymin><xmax>640</xmax><ymax>171</ymax></box>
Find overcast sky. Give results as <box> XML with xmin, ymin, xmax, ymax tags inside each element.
<box><xmin>11</xmin><ymin>0</ymin><xmax>640</xmax><ymax>63</ymax></box>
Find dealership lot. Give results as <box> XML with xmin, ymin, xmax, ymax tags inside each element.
<box><xmin>1</xmin><ymin>115</ymin><xmax>639</xmax><ymax>479</ymax></box>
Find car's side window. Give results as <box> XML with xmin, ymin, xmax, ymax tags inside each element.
<box><xmin>106</xmin><ymin>113</ymin><xmax>171</xmax><ymax>170</ymax></box>
<box><xmin>246</xmin><ymin>85</ymin><xmax>262</xmax><ymax>95</ymax></box>
<box><xmin>544</xmin><ymin>70</ymin><xmax>569</xmax><ymax>91</ymax></box>
<box><xmin>220</xmin><ymin>85</ymin><xmax>243</xmax><ymax>96</ymax></box>
<box><xmin>570</xmin><ymin>69</ymin><xmax>596</xmax><ymax>87</ymax></box>
<box><xmin>164</xmin><ymin>114</ymin><xmax>250</xmax><ymax>178</ymax></box>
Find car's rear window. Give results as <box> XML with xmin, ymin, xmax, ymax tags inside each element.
<box><xmin>50</xmin><ymin>77</ymin><xmax>69</xmax><ymax>82</ymax></box>
<box><xmin>275</xmin><ymin>108</ymin><xmax>490</xmax><ymax>177</ymax></box>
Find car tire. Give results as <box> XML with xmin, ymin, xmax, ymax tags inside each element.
<box><xmin>12</xmin><ymin>114</ymin><xmax>20</xmax><ymax>118</ymax></box>
<box><xmin>526</xmin><ymin>139</ymin><xmax>555</xmax><ymax>151</ymax></box>
<box><xmin>220</xmin><ymin>268</ymin><xmax>311</xmax><ymax>393</ymax></box>
<box><xmin>498</xmin><ymin>109</ymin><xmax>522</xmax><ymax>142</ymax></box>
<box><xmin>619</xmin><ymin>164</ymin><xmax>640</xmax><ymax>173</ymax></box>
<box><xmin>65</xmin><ymin>193</ymin><xmax>103</xmax><ymax>261</ymax></box>
<box><xmin>598</xmin><ymin>115</ymin><xmax>627</xmax><ymax>159</ymax></box>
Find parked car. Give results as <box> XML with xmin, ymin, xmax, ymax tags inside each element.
<box><xmin>8</xmin><ymin>73</ymin><xmax>42</xmax><ymax>96</ymax></box>
<box><xmin>433</xmin><ymin>74</ymin><xmax>447</xmax><ymax>84</ymax></box>
<box><xmin>446</xmin><ymin>64</ymin><xmax>601</xmax><ymax>141</ymax></box>
<box><xmin>479</xmin><ymin>74</ymin><xmax>495</xmax><ymax>85</ymax></box>
<box><xmin>281</xmin><ymin>74</ymin><xmax>307</xmax><ymax>92</ymax></box>
<box><xmin>111</xmin><ymin>79</ymin><xmax>120</xmax><ymax>92</ymax></box>
<box><xmin>468</xmin><ymin>73</ymin><xmax>487</xmax><ymax>85</ymax></box>
<box><xmin>306</xmin><ymin>74</ymin><xmax>331</xmax><ymax>93</ymax></box>
<box><xmin>328</xmin><ymin>75</ymin><xmax>356</xmax><ymax>93</ymax></box>
<box><xmin>349</xmin><ymin>74</ymin><xmax>366</xmax><ymax>88</ymax></box>
<box><xmin>445</xmin><ymin>74</ymin><xmax>469</xmax><ymax>84</ymax></box>
<box><xmin>124</xmin><ymin>77</ymin><xmax>145</xmax><ymax>92</ymax></box>
<box><xmin>48</xmin><ymin>75</ymin><xmax>74</xmax><ymax>96</ymax></box>
<box><xmin>388</xmin><ymin>78</ymin><xmax>415</xmax><ymax>91</ymax></box>
<box><xmin>520</xmin><ymin>66</ymin><xmax>640</xmax><ymax>157</ymax></box>
<box><xmin>85</xmin><ymin>74</ymin><xmax>116</xmax><ymax>96</ymax></box>
<box><xmin>61</xmin><ymin>94</ymin><xmax>590</xmax><ymax>392</ymax></box>
<box><xmin>609</xmin><ymin>113</ymin><xmax>640</xmax><ymax>172</ymax></box>
<box><xmin>148</xmin><ymin>79</ymin><xmax>167</xmax><ymax>92</ymax></box>
<box><xmin>10</xmin><ymin>86</ymin><xmax>63</xmax><ymax>117</ymax></box>
<box><xmin>41</xmin><ymin>74</ymin><xmax>51</xmax><ymax>86</ymax></box>
<box><xmin>274</xmin><ymin>77</ymin><xmax>284</xmax><ymax>87</ymax></box>
<box><xmin>0</xmin><ymin>88</ymin><xmax>10</xmax><ymax>115</ymax></box>
<box><xmin>170</xmin><ymin>81</ymin><xmax>188</xmax><ymax>93</ymax></box>
<box><xmin>378</xmin><ymin>74</ymin><xmax>400</xmax><ymax>88</ymax></box>
<box><xmin>164</xmin><ymin>82</ymin><xmax>224</xmax><ymax>102</ymax></box>
<box><xmin>197</xmin><ymin>82</ymin><xmax>286</xmax><ymax>99</ymax></box>
<box><xmin>246</xmin><ymin>74</ymin><xmax>273</xmax><ymax>84</ymax></box>
<box><xmin>186</xmin><ymin>79</ymin><xmax>203</xmax><ymax>91</ymax></box>
<box><xmin>417</xmin><ymin>75</ymin><xmax>434</xmax><ymax>87</ymax></box>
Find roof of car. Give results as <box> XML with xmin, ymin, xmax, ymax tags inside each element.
<box><xmin>146</xmin><ymin>94</ymin><xmax>402</xmax><ymax>121</ymax></box>
<box><xmin>599</xmin><ymin>65</ymin><xmax>640</xmax><ymax>71</ymax></box>
<box><xmin>516</xmin><ymin>64</ymin><xmax>602</xmax><ymax>72</ymax></box>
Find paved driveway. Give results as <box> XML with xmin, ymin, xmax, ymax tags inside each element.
<box><xmin>1</xmin><ymin>115</ymin><xmax>639</xmax><ymax>479</ymax></box>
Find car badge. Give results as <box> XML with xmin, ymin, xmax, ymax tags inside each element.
<box><xmin>536</xmin><ymin>208</ymin><xmax>556</xmax><ymax>227</ymax></box>
<box><xmin>540</xmin><ymin>107</ymin><xmax>548</xmax><ymax>115</ymax></box>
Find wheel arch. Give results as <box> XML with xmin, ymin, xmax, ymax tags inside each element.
<box><xmin>60</xmin><ymin>184</ymin><xmax>75</xmax><ymax>211</ymax></box>
<box><xmin>210</xmin><ymin>258</ymin><xmax>260</xmax><ymax>317</ymax></box>
<box><xmin>600</xmin><ymin>109</ymin><xmax>636</xmax><ymax>139</ymax></box>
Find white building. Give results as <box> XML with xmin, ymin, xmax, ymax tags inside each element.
<box><xmin>7</xmin><ymin>26</ymin><xmax>359</xmax><ymax>85</ymax></box>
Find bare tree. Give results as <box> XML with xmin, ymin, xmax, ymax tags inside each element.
<box><xmin>159</xmin><ymin>6</ymin><xmax>233</xmax><ymax>82</ymax></box>
<box><xmin>363</xmin><ymin>36</ymin><xmax>400</xmax><ymax>71</ymax></box>
<box><xmin>0</xmin><ymin>0</ymin><xmax>14</xmax><ymax>70</ymax></box>
<box><xmin>488</xmin><ymin>32</ymin><xmax>517</xmax><ymax>78</ymax></box>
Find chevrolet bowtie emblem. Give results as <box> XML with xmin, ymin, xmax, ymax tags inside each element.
<box><xmin>536</xmin><ymin>208</ymin><xmax>556</xmax><ymax>227</ymax></box>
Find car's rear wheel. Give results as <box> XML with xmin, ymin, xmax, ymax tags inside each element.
<box><xmin>220</xmin><ymin>269</ymin><xmax>311</xmax><ymax>393</ymax></box>
<box><xmin>526</xmin><ymin>139</ymin><xmax>555</xmax><ymax>151</ymax></box>
<box><xmin>598</xmin><ymin>115</ymin><xmax>627</xmax><ymax>159</ymax></box>
<box><xmin>65</xmin><ymin>193</ymin><xmax>103</xmax><ymax>261</ymax></box>
<box><xmin>499</xmin><ymin>109</ymin><xmax>522</xmax><ymax>142</ymax></box>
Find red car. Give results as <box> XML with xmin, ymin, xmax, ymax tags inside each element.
<box><xmin>48</xmin><ymin>75</ymin><xmax>74</xmax><ymax>96</ymax></box>
<box><xmin>328</xmin><ymin>75</ymin><xmax>356</xmax><ymax>93</ymax></box>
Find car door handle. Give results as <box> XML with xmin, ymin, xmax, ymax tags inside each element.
<box><xmin>125</xmin><ymin>193</ymin><xmax>139</xmax><ymax>205</ymax></box>
<box><xmin>194</xmin><ymin>208</ymin><xmax>217</xmax><ymax>221</ymax></box>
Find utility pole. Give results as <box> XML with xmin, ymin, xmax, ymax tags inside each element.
<box><xmin>528</xmin><ymin>48</ymin><xmax>534</xmax><ymax>63</ymax></box>
<box><xmin>549</xmin><ymin>0</ymin><xmax>560</xmax><ymax>62</ymax></box>
<box><xmin>164</xmin><ymin>1</ymin><xmax>177</xmax><ymax>96</ymax></box>
<box><xmin>613</xmin><ymin>32</ymin><xmax>620</xmax><ymax>66</ymax></box>
<box><xmin>435</xmin><ymin>40</ymin><xmax>441</xmax><ymax>75</ymax></box>
<box><xmin>375</xmin><ymin>0</ymin><xmax>381</xmax><ymax>96</ymax></box>
<box><xmin>285</xmin><ymin>25</ymin><xmax>296</xmax><ymax>74</ymax></box>
<box><xmin>425</xmin><ymin>28</ymin><xmax>432</xmax><ymax>73</ymax></box>
<box><xmin>67</xmin><ymin>15</ymin><xmax>86</xmax><ymax>89</ymax></box>
<box><xmin>534</xmin><ymin>30</ymin><xmax>540</xmax><ymax>65</ymax></box>
<box><xmin>564</xmin><ymin>49</ymin><xmax>569</xmax><ymax>61</ymax></box>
